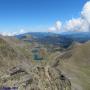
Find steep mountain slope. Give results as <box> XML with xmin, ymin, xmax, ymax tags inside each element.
<box><xmin>0</xmin><ymin>36</ymin><xmax>71</xmax><ymax>90</ymax></box>
<box><xmin>0</xmin><ymin>35</ymin><xmax>90</xmax><ymax>90</ymax></box>
<box><xmin>51</xmin><ymin>42</ymin><xmax>90</xmax><ymax>90</ymax></box>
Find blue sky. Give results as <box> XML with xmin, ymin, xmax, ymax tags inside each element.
<box><xmin>0</xmin><ymin>0</ymin><xmax>89</xmax><ymax>34</ymax></box>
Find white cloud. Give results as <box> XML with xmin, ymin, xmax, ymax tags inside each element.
<box><xmin>65</xmin><ymin>1</ymin><xmax>90</xmax><ymax>32</ymax></box>
<box><xmin>0</xmin><ymin>29</ymin><xmax>26</xmax><ymax>36</ymax></box>
<box><xmin>48</xmin><ymin>20</ymin><xmax>62</xmax><ymax>32</ymax></box>
<box><xmin>55</xmin><ymin>21</ymin><xmax>62</xmax><ymax>31</ymax></box>
<box><xmin>81</xmin><ymin>1</ymin><xmax>90</xmax><ymax>24</ymax></box>
<box><xmin>64</xmin><ymin>18</ymin><xmax>82</xmax><ymax>31</ymax></box>
<box><xmin>48</xmin><ymin>1</ymin><xmax>90</xmax><ymax>32</ymax></box>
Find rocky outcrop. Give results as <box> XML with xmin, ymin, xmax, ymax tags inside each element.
<box><xmin>7</xmin><ymin>66</ymin><xmax>28</xmax><ymax>76</ymax></box>
<box><xmin>0</xmin><ymin>64</ymin><xmax>71</xmax><ymax>90</ymax></box>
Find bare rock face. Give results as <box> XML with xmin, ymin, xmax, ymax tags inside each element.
<box><xmin>0</xmin><ymin>65</ymin><xmax>71</xmax><ymax>90</ymax></box>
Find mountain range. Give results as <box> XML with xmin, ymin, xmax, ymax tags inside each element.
<box><xmin>16</xmin><ymin>32</ymin><xmax>90</xmax><ymax>48</ymax></box>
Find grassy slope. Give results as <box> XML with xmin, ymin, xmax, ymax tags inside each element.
<box><xmin>0</xmin><ymin>36</ymin><xmax>33</xmax><ymax>72</ymax></box>
<box><xmin>59</xmin><ymin>42</ymin><xmax>90</xmax><ymax>90</ymax></box>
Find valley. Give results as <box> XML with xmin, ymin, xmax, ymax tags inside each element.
<box><xmin>0</xmin><ymin>33</ymin><xmax>90</xmax><ymax>90</ymax></box>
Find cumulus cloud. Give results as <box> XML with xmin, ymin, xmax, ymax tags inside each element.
<box><xmin>64</xmin><ymin>18</ymin><xmax>82</xmax><ymax>31</ymax></box>
<box><xmin>0</xmin><ymin>29</ymin><xmax>26</xmax><ymax>36</ymax></box>
<box><xmin>81</xmin><ymin>1</ymin><xmax>90</xmax><ymax>24</ymax></box>
<box><xmin>48</xmin><ymin>20</ymin><xmax>62</xmax><ymax>32</ymax></box>
<box><xmin>55</xmin><ymin>21</ymin><xmax>62</xmax><ymax>30</ymax></box>
<box><xmin>48</xmin><ymin>1</ymin><xmax>90</xmax><ymax>32</ymax></box>
<box><xmin>65</xmin><ymin>1</ymin><xmax>90</xmax><ymax>32</ymax></box>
